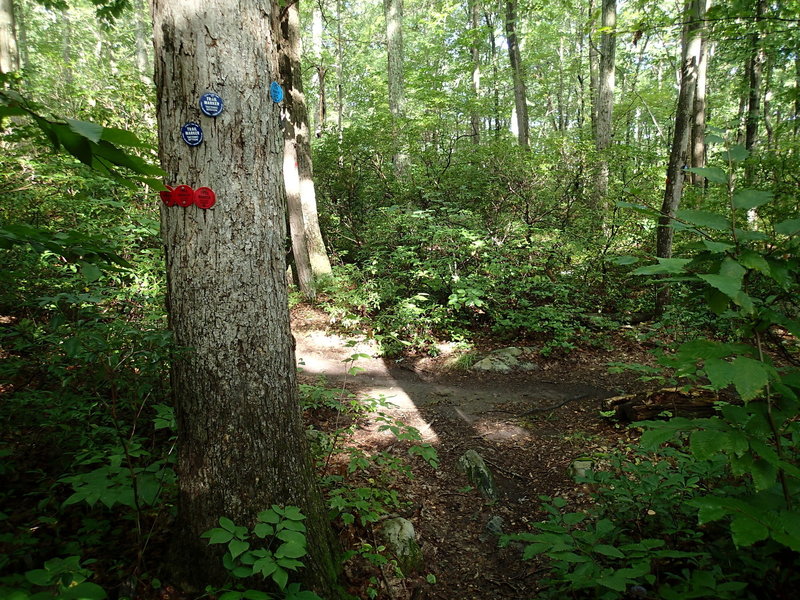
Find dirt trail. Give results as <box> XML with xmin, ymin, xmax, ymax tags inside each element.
<box><xmin>291</xmin><ymin>308</ymin><xmax>628</xmax><ymax>600</ymax></box>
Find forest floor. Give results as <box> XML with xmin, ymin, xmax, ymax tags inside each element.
<box><xmin>292</xmin><ymin>305</ymin><xmax>655</xmax><ymax>600</ymax></box>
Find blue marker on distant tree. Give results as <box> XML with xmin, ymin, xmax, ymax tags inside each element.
<box><xmin>199</xmin><ymin>93</ymin><xmax>224</xmax><ymax>117</ymax></box>
<box><xmin>181</xmin><ymin>122</ymin><xmax>204</xmax><ymax>146</ymax></box>
<box><xmin>270</xmin><ymin>82</ymin><xmax>284</xmax><ymax>104</ymax></box>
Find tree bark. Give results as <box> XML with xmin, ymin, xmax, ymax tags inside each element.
<box><xmin>745</xmin><ymin>0</ymin><xmax>765</xmax><ymax>161</ymax></box>
<box><xmin>594</xmin><ymin>0</ymin><xmax>615</xmax><ymax>207</ymax></box>
<box><xmin>505</xmin><ymin>0</ymin><xmax>529</xmax><ymax>149</ymax></box>
<box><xmin>655</xmin><ymin>0</ymin><xmax>705</xmax><ymax>314</ymax></box>
<box><xmin>384</xmin><ymin>0</ymin><xmax>407</xmax><ymax>170</ymax></box>
<box><xmin>151</xmin><ymin>0</ymin><xmax>338</xmax><ymax>593</ymax></box>
<box><xmin>279</xmin><ymin>0</ymin><xmax>333</xmax><ymax>296</ymax></box>
<box><xmin>0</xmin><ymin>0</ymin><xmax>18</xmax><ymax>75</ymax></box>
<box><xmin>134</xmin><ymin>0</ymin><xmax>152</xmax><ymax>85</ymax></box>
<box><xmin>469</xmin><ymin>0</ymin><xmax>481</xmax><ymax>143</ymax></box>
<box><xmin>690</xmin><ymin>6</ymin><xmax>710</xmax><ymax>186</ymax></box>
<box><xmin>588</xmin><ymin>0</ymin><xmax>598</xmax><ymax>137</ymax></box>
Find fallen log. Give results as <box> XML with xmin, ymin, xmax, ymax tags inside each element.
<box><xmin>604</xmin><ymin>387</ymin><xmax>720</xmax><ymax>422</ymax></box>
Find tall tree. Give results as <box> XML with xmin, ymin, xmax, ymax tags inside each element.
<box><xmin>745</xmin><ymin>0</ymin><xmax>766</xmax><ymax>154</ymax></box>
<box><xmin>594</xmin><ymin>0</ymin><xmax>615</xmax><ymax>206</ymax></box>
<box><xmin>656</xmin><ymin>0</ymin><xmax>706</xmax><ymax>313</ymax></box>
<box><xmin>151</xmin><ymin>0</ymin><xmax>337</xmax><ymax>591</ymax></box>
<box><xmin>384</xmin><ymin>0</ymin><xmax>407</xmax><ymax>168</ymax></box>
<box><xmin>505</xmin><ymin>0</ymin><xmax>529</xmax><ymax>148</ymax></box>
<box><xmin>0</xmin><ymin>0</ymin><xmax>18</xmax><ymax>75</ymax></box>
<box><xmin>690</xmin><ymin>2</ymin><xmax>710</xmax><ymax>186</ymax></box>
<box><xmin>279</xmin><ymin>0</ymin><xmax>333</xmax><ymax>297</ymax></box>
<box><xmin>469</xmin><ymin>0</ymin><xmax>481</xmax><ymax>143</ymax></box>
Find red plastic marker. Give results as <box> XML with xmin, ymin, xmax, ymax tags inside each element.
<box><xmin>194</xmin><ymin>187</ymin><xmax>217</xmax><ymax>209</ymax></box>
<box><xmin>173</xmin><ymin>185</ymin><xmax>195</xmax><ymax>207</ymax></box>
<box><xmin>159</xmin><ymin>185</ymin><xmax>175</xmax><ymax>206</ymax></box>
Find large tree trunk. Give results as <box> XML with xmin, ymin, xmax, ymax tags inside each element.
<box><xmin>0</xmin><ymin>0</ymin><xmax>18</xmax><ymax>75</ymax></box>
<box><xmin>505</xmin><ymin>0</ymin><xmax>529</xmax><ymax>149</ymax></box>
<box><xmin>655</xmin><ymin>0</ymin><xmax>705</xmax><ymax>314</ymax></box>
<box><xmin>279</xmin><ymin>0</ymin><xmax>332</xmax><ymax>296</ymax></box>
<box><xmin>745</xmin><ymin>0</ymin><xmax>766</xmax><ymax>154</ymax></box>
<box><xmin>151</xmin><ymin>0</ymin><xmax>337</xmax><ymax>593</ymax></box>
<box><xmin>384</xmin><ymin>0</ymin><xmax>407</xmax><ymax>170</ymax></box>
<box><xmin>594</xmin><ymin>0</ymin><xmax>615</xmax><ymax>208</ymax></box>
<box><xmin>469</xmin><ymin>0</ymin><xmax>481</xmax><ymax>143</ymax></box>
<box><xmin>588</xmin><ymin>0</ymin><xmax>598</xmax><ymax>137</ymax></box>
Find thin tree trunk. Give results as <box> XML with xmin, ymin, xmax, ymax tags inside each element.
<box><xmin>134</xmin><ymin>0</ymin><xmax>152</xmax><ymax>85</ymax></box>
<box><xmin>151</xmin><ymin>0</ymin><xmax>337</xmax><ymax>593</ymax></box>
<box><xmin>588</xmin><ymin>0</ymin><xmax>598</xmax><ymax>137</ymax></box>
<box><xmin>745</xmin><ymin>0</ymin><xmax>765</xmax><ymax>154</ymax></box>
<box><xmin>384</xmin><ymin>0</ymin><xmax>407</xmax><ymax>170</ymax></box>
<box><xmin>505</xmin><ymin>0</ymin><xmax>529</xmax><ymax>149</ymax></box>
<box><xmin>594</xmin><ymin>0</ymin><xmax>615</xmax><ymax>208</ymax></box>
<box><xmin>311</xmin><ymin>5</ymin><xmax>326</xmax><ymax>137</ymax></box>
<box><xmin>336</xmin><ymin>0</ymin><xmax>343</xmax><ymax>142</ymax></box>
<box><xmin>690</xmin><ymin>10</ymin><xmax>710</xmax><ymax>186</ymax></box>
<box><xmin>485</xmin><ymin>10</ymin><xmax>501</xmax><ymax>136</ymax></box>
<box><xmin>0</xmin><ymin>0</ymin><xmax>18</xmax><ymax>75</ymax></box>
<box><xmin>656</xmin><ymin>0</ymin><xmax>705</xmax><ymax>314</ymax></box>
<box><xmin>279</xmin><ymin>0</ymin><xmax>332</xmax><ymax>287</ymax></box>
<box><xmin>469</xmin><ymin>0</ymin><xmax>481</xmax><ymax>143</ymax></box>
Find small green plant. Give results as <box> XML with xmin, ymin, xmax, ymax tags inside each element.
<box><xmin>201</xmin><ymin>506</ymin><xmax>322</xmax><ymax>599</ymax></box>
<box><xmin>0</xmin><ymin>556</ymin><xmax>107</xmax><ymax>600</ymax></box>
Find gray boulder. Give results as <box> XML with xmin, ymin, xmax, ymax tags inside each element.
<box><xmin>378</xmin><ymin>517</ymin><xmax>423</xmax><ymax>574</ymax></box>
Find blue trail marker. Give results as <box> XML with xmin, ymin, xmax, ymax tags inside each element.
<box><xmin>270</xmin><ymin>81</ymin><xmax>284</xmax><ymax>104</ymax></box>
<box><xmin>199</xmin><ymin>92</ymin><xmax>224</xmax><ymax>117</ymax></box>
<box><xmin>181</xmin><ymin>122</ymin><xmax>204</xmax><ymax>146</ymax></box>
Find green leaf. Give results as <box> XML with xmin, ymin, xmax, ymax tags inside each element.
<box><xmin>677</xmin><ymin>209</ymin><xmax>730</xmax><ymax>231</ymax></box>
<box><xmin>80</xmin><ymin>262</ymin><xmax>102</xmax><ymax>283</ymax></box>
<box><xmin>692</xmin><ymin>497</ymin><xmax>727</xmax><ymax>524</ymax></box>
<box><xmin>60</xmin><ymin>582</ymin><xmax>107</xmax><ymax>600</ymax></box>
<box><xmin>705</xmin><ymin>287</ymin><xmax>730</xmax><ymax>314</ymax></box>
<box><xmin>702</xmin><ymin>240</ymin><xmax>735</xmax><ymax>253</ymax></box>
<box><xmin>731</xmin><ymin>357</ymin><xmax>770</xmax><ymax>401</ymax></box>
<box><xmin>593</xmin><ymin>544</ymin><xmax>625</xmax><ymax>558</ymax></box>
<box><xmin>705</xmin><ymin>133</ymin><xmax>725</xmax><ymax>145</ymax></box>
<box><xmin>633</xmin><ymin>258</ymin><xmax>692</xmax><ymax>275</ymax></box>
<box><xmin>704</xmin><ymin>358</ymin><xmax>736</xmax><ymax>389</ymax></box>
<box><xmin>202</xmin><ymin>528</ymin><xmax>233</xmax><ymax>544</ymax></box>
<box><xmin>738</xmin><ymin>250</ymin><xmax>771</xmax><ymax>276</ymax></box>
<box><xmin>596</xmin><ymin>573</ymin><xmax>629</xmax><ymax>592</ymax></box>
<box><xmin>640</xmin><ymin>427</ymin><xmax>680</xmax><ymax>450</ymax></box>
<box><xmin>723</xmin><ymin>144</ymin><xmax>750</xmax><ymax>162</ymax></box>
<box><xmin>276</xmin><ymin>530</ymin><xmax>305</xmax><ymax>545</ymax></box>
<box><xmin>228</xmin><ymin>539</ymin><xmax>250</xmax><ymax>560</ymax></box>
<box><xmin>257</xmin><ymin>509</ymin><xmax>281</xmax><ymax>524</ymax></box>
<box><xmin>242</xmin><ymin>591</ymin><xmax>270</xmax><ymax>600</ymax></box>
<box><xmin>730</xmin><ymin>514</ymin><xmax>769</xmax><ymax>547</ymax></box>
<box><xmin>66</xmin><ymin>118</ymin><xmax>104</xmax><ymax>143</ymax></box>
<box><xmin>698</xmin><ymin>258</ymin><xmax>746</xmax><ymax>299</ymax></box>
<box><xmin>272</xmin><ymin>566</ymin><xmax>289</xmax><ymax>590</ymax></box>
<box><xmin>101</xmin><ymin>127</ymin><xmax>149</xmax><ymax>148</ymax></box>
<box><xmin>732</xmin><ymin>189</ymin><xmax>772</xmax><ymax>210</ymax></box>
<box><xmin>253</xmin><ymin>557</ymin><xmax>278</xmax><ymax>578</ymax></box>
<box><xmin>219</xmin><ymin>517</ymin><xmax>237</xmax><ymax>532</ymax></box>
<box><xmin>690</xmin><ymin>429</ymin><xmax>728</xmax><ymax>460</ymax></box>
<box><xmin>750</xmin><ymin>458</ymin><xmax>777</xmax><ymax>492</ymax></box>
<box><xmin>253</xmin><ymin>523</ymin><xmax>274</xmax><ymax>538</ymax></box>
<box><xmin>608</xmin><ymin>255</ymin><xmax>639</xmax><ymax>265</ymax></box>
<box><xmin>276</xmin><ymin>541</ymin><xmax>307</xmax><ymax>560</ymax></box>
<box><xmin>686</xmin><ymin>166</ymin><xmax>728</xmax><ymax>183</ymax></box>
<box><xmin>775</xmin><ymin>219</ymin><xmax>800</xmax><ymax>236</ymax></box>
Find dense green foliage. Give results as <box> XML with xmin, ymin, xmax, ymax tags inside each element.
<box><xmin>1</xmin><ymin>0</ymin><xmax>800</xmax><ymax>598</ymax></box>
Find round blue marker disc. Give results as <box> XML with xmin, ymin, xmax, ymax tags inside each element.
<box><xmin>199</xmin><ymin>92</ymin><xmax>224</xmax><ymax>117</ymax></box>
<box><xmin>270</xmin><ymin>81</ymin><xmax>284</xmax><ymax>103</ymax></box>
<box><xmin>181</xmin><ymin>122</ymin><xmax>204</xmax><ymax>146</ymax></box>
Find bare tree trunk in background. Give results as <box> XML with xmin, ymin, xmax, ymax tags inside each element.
<box><xmin>336</xmin><ymin>0</ymin><xmax>344</xmax><ymax>142</ymax></box>
<box><xmin>485</xmin><ymin>10</ymin><xmax>501</xmax><ymax>136</ymax></box>
<box><xmin>0</xmin><ymin>0</ymin><xmax>18</xmax><ymax>75</ymax></box>
<box><xmin>311</xmin><ymin>5</ymin><xmax>326</xmax><ymax>138</ymax></box>
<box><xmin>469</xmin><ymin>0</ymin><xmax>481</xmax><ymax>143</ymax></box>
<box><xmin>745</xmin><ymin>0</ymin><xmax>765</xmax><ymax>154</ymax></box>
<box><xmin>594</xmin><ymin>0</ymin><xmax>615</xmax><ymax>210</ymax></box>
<box><xmin>134</xmin><ymin>0</ymin><xmax>152</xmax><ymax>85</ymax></box>
<box><xmin>384</xmin><ymin>0</ymin><xmax>407</xmax><ymax>170</ymax></box>
<box><xmin>279</xmin><ymin>0</ymin><xmax>333</xmax><ymax>293</ymax></box>
<box><xmin>690</xmin><ymin>5</ymin><xmax>710</xmax><ymax>186</ymax></box>
<box><xmin>151</xmin><ymin>0</ymin><xmax>338</xmax><ymax>592</ymax></box>
<box><xmin>588</xmin><ymin>0</ymin><xmax>598</xmax><ymax>137</ymax></box>
<box><xmin>505</xmin><ymin>0</ymin><xmax>529</xmax><ymax>149</ymax></box>
<box><xmin>656</xmin><ymin>0</ymin><xmax>705</xmax><ymax>314</ymax></box>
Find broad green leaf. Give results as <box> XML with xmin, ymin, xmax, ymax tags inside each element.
<box><xmin>228</xmin><ymin>538</ymin><xmax>250</xmax><ymax>559</ymax></box>
<box><xmin>678</xmin><ymin>339</ymin><xmax>734</xmax><ymax>360</ymax></box>
<box><xmin>705</xmin><ymin>287</ymin><xmax>729</xmax><ymax>314</ymax></box>
<box><xmin>276</xmin><ymin>541</ymin><xmax>306</xmax><ymax>559</ymax></box>
<box><xmin>698</xmin><ymin>258</ymin><xmax>746</xmax><ymax>299</ymax></box>
<box><xmin>704</xmin><ymin>358</ymin><xmax>736</xmax><ymax>389</ymax></box>
<box><xmin>203</xmin><ymin>528</ymin><xmax>233</xmax><ymax>544</ymax></box>
<box><xmin>733</xmin><ymin>189</ymin><xmax>772</xmax><ymax>210</ymax></box>
<box><xmin>253</xmin><ymin>523</ymin><xmax>274</xmax><ymax>538</ymax></box>
<box><xmin>593</xmin><ymin>544</ymin><xmax>625</xmax><ymax>558</ymax></box>
<box><xmin>731</xmin><ymin>357</ymin><xmax>770</xmax><ymax>401</ymax></box>
<box><xmin>702</xmin><ymin>240</ymin><xmax>734</xmax><ymax>253</ymax></box>
<box><xmin>640</xmin><ymin>427</ymin><xmax>680</xmax><ymax>450</ymax></box>
<box><xmin>60</xmin><ymin>582</ymin><xmax>107</xmax><ymax>600</ymax></box>
<box><xmin>750</xmin><ymin>458</ymin><xmax>777</xmax><ymax>492</ymax></box>
<box><xmin>677</xmin><ymin>209</ymin><xmax>729</xmax><ymax>231</ymax></box>
<box><xmin>633</xmin><ymin>258</ymin><xmax>692</xmax><ymax>275</ymax></box>
<box><xmin>691</xmin><ymin>497</ymin><xmax>728</xmax><ymax>524</ymax></box>
<box><xmin>258</xmin><ymin>509</ymin><xmax>281</xmax><ymax>524</ymax></box>
<box><xmin>686</xmin><ymin>166</ymin><xmax>728</xmax><ymax>183</ymax></box>
<box><xmin>80</xmin><ymin>262</ymin><xmax>102</xmax><ymax>283</ymax></box>
<box><xmin>723</xmin><ymin>144</ymin><xmax>750</xmax><ymax>162</ymax></box>
<box><xmin>775</xmin><ymin>219</ymin><xmax>800</xmax><ymax>236</ymax></box>
<box><xmin>219</xmin><ymin>516</ymin><xmax>237</xmax><ymax>532</ymax></box>
<box><xmin>273</xmin><ymin>566</ymin><xmax>289</xmax><ymax>590</ymax></box>
<box><xmin>690</xmin><ymin>429</ymin><xmax>728</xmax><ymax>460</ymax></box>
<box><xmin>730</xmin><ymin>514</ymin><xmax>769</xmax><ymax>547</ymax></box>
<box><xmin>253</xmin><ymin>557</ymin><xmax>278</xmax><ymax>578</ymax></box>
<box><xmin>101</xmin><ymin>126</ymin><xmax>149</xmax><ymax>148</ymax></box>
<box><xmin>597</xmin><ymin>573</ymin><xmax>628</xmax><ymax>592</ymax></box>
<box><xmin>733</xmin><ymin>228</ymin><xmax>768</xmax><ymax>241</ymax></box>
<box><xmin>733</xmin><ymin>290</ymin><xmax>755</xmax><ymax>315</ymax></box>
<box><xmin>217</xmin><ymin>593</ymin><xmax>242</xmax><ymax>600</ymax></box>
<box><xmin>66</xmin><ymin>118</ymin><xmax>104</xmax><ymax>143</ymax></box>
<box><xmin>276</xmin><ymin>529</ymin><xmax>305</xmax><ymax>545</ymax></box>
<box><xmin>282</xmin><ymin>506</ymin><xmax>306</xmax><ymax>521</ymax></box>
<box><xmin>705</xmin><ymin>133</ymin><xmax>725</xmax><ymax>145</ymax></box>
<box><xmin>738</xmin><ymin>250</ymin><xmax>771</xmax><ymax>276</ymax></box>
<box><xmin>242</xmin><ymin>591</ymin><xmax>270</xmax><ymax>600</ymax></box>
